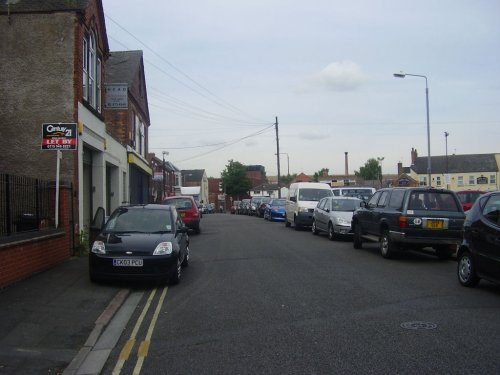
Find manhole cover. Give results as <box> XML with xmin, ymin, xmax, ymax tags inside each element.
<box><xmin>400</xmin><ymin>321</ymin><xmax>437</xmax><ymax>330</ymax></box>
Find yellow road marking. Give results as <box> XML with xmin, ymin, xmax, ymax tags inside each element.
<box><xmin>112</xmin><ymin>288</ymin><xmax>158</xmax><ymax>375</ymax></box>
<box><xmin>132</xmin><ymin>286</ymin><xmax>168</xmax><ymax>374</ymax></box>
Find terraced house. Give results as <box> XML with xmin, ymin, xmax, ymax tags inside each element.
<box><xmin>0</xmin><ymin>0</ymin><xmax>151</xmax><ymax>287</ymax></box>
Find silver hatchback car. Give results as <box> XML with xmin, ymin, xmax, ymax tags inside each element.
<box><xmin>312</xmin><ymin>197</ymin><xmax>362</xmax><ymax>240</ymax></box>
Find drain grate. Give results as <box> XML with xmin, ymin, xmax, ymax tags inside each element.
<box><xmin>400</xmin><ymin>321</ymin><xmax>437</xmax><ymax>330</ymax></box>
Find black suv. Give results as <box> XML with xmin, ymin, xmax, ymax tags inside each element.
<box><xmin>351</xmin><ymin>187</ymin><xmax>465</xmax><ymax>259</ymax></box>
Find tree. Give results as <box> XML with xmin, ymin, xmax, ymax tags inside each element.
<box><xmin>313</xmin><ymin>168</ymin><xmax>329</xmax><ymax>182</ymax></box>
<box><xmin>355</xmin><ymin>158</ymin><xmax>381</xmax><ymax>182</ymax></box>
<box><xmin>220</xmin><ymin>160</ymin><xmax>251</xmax><ymax>198</ymax></box>
<box><xmin>280</xmin><ymin>173</ymin><xmax>297</xmax><ymax>186</ymax></box>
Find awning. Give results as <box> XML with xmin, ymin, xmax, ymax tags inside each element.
<box><xmin>128</xmin><ymin>153</ymin><xmax>152</xmax><ymax>175</ymax></box>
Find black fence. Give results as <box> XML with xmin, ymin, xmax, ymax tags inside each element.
<box><xmin>0</xmin><ymin>174</ymin><xmax>58</xmax><ymax>237</ymax></box>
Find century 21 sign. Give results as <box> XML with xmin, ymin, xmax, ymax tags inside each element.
<box><xmin>41</xmin><ymin>123</ymin><xmax>78</xmax><ymax>150</ymax></box>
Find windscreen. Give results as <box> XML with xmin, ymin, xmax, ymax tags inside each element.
<box><xmin>105</xmin><ymin>208</ymin><xmax>172</xmax><ymax>233</ymax></box>
<box><xmin>164</xmin><ymin>198</ymin><xmax>193</xmax><ymax>209</ymax></box>
<box><xmin>299</xmin><ymin>188</ymin><xmax>332</xmax><ymax>202</ymax></box>
<box><xmin>331</xmin><ymin>199</ymin><xmax>361</xmax><ymax>211</ymax></box>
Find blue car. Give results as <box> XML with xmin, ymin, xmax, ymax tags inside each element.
<box><xmin>264</xmin><ymin>198</ymin><xmax>286</xmax><ymax>221</ymax></box>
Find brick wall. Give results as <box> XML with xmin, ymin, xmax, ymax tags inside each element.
<box><xmin>0</xmin><ymin>188</ymin><xmax>73</xmax><ymax>288</ymax></box>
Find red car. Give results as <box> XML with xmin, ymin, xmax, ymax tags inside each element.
<box><xmin>163</xmin><ymin>196</ymin><xmax>201</xmax><ymax>234</ymax></box>
<box><xmin>455</xmin><ymin>190</ymin><xmax>486</xmax><ymax>212</ymax></box>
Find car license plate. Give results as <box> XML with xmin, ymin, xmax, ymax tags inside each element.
<box><xmin>423</xmin><ymin>219</ymin><xmax>444</xmax><ymax>229</ymax></box>
<box><xmin>113</xmin><ymin>259</ymin><xmax>143</xmax><ymax>267</ymax></box>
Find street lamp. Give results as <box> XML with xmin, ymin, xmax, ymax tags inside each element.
<box><xmin>276</xmin><ymin>152</ymin><xmax>290</xmax><ymax>176</ymax></box>
<box><xmin>162</xmin><ymin>151</ymin><xmax>169</xmax><ymax>200</ymax></box>
<box><xmin>377</xmin><ymin>156</ymin><xmax>384</xmax><ymax>187</ymax></box>
<box><xmin>394</xmin><ymin>72</ymin><xmax>432</xmax><ymax>186</ymax></box>
<box><xmin>444</xmin><ymin>131</ymin><xmax>449</xmax><ymax>188</ymax></box>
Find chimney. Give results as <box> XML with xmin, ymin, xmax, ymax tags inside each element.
<box><xmin>344</xmin><ymin>152</ymin><xmax>349</xmax><ymax>176</ymax></box>
<box><xmin>397</xmin><ymin>162</ymin><xmax>403</xmax><ymax>175</ymax></box>
<box><xmin>411</xmin><ymin>148</ymin><xmax>418</xmax><ymax>165</ymax></box>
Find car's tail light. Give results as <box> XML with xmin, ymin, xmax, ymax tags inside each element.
<box><xmin>399</xmin><ymin>216</ymin><xmax>408</xmax><ymax>229</ymax></box>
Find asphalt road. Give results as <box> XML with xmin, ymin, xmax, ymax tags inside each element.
<box><xmin>101</xmin><ymin>213</ymin><xmax>500</xmax><ymax>375</ymax></box>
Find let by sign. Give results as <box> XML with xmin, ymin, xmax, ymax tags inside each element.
<box><xmin>41</xmin><ymin>123</ymin><xmax>78</xmax><ymax>150</ymax></box>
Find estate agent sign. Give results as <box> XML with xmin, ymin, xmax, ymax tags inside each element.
<box><xmin>41</xmin><ymin>123</ymin><xmax>78</xmax><ymax>150</ymax></box>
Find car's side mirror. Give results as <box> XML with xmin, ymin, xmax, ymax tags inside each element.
<box><xmin>360</xmin><ymin>201</ymin><xmax>368</xmax><ymax>208</ymax></box>
<box><xmin>290</xmin><ymin>196</ymin><xmax>296</xmax><ymax>202</ymax></box>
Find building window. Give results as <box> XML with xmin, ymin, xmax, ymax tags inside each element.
<box><xmin>490</xmin><ymin>175</ymin><xmax>496</xmax><ymax>184</ymax></box>
<box><xmin>436</xmin><ymin>176</ymin><xmax>441</xmax><ymax>186</ymax></box>
<box><xmin>82</xmin><ymin>31</ymin><xmax>102</xmax><ymax>113</ymax></box>
<box><xmin>419</xmin><ymin>176</ymin><xmax>427</xmax><ymax>186</ymax></box>
<box><xmin>469</xmin><ymin>176</ymin><xmax>475</xmax><ymax>185</ymax></box>
<box><xmin>457</xmin><ymin>176</ymin><xmax>464</xmax><ymax>186</ymax></box>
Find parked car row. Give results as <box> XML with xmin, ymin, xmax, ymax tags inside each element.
<box><xmin>280</xmin><ymin>183</ymin><xmax>499</xmax><ymax>289</ymax></box>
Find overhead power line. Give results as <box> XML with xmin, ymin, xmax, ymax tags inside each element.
<box><xmin>105</xmin><ymin>14</ymin><xmax>267</xmax><ymax>124</ymax></box>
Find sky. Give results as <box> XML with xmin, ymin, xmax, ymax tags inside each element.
<box><xmin>102</xmin><ymin>0</ymin><xmax>500</xmax><ymax>178</ymax></box>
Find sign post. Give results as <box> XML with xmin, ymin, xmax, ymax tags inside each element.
<box><xmin>41</xmin><ymin>123</ymin><xmax>78</xmax><ymax>228</ymax></box>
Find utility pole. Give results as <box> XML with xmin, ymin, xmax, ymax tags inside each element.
<box><xmin>275</xmin><ymin>116</ymin><xmax>281</xmax><ymax>198</ymax></box>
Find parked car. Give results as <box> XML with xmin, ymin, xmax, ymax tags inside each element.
<box><xmin>455</xmin><ymin>190</ymin><xmax>487</xmax><ymax>212</ymax></box>
<box><xmin>457</xmin><ymin>191</ymin><xmax>500</xmax><ymax>287</ymax></box>
<box><xmin>351</xmin><ymin>187</ymin><xmax>465</xmax><ymax>259</ymax></box>
<box><xmin>89</xmin><ymin>204</ymin><xmax>189</xmax><ymax>285</ymax></box>
<box><xmin>257</xmin><ymin>197</ymin><xmax>272</xmax><ymax>217</ymax></box>
<box><xmin>263</xmin><ymin>198</ymin><xmax>286</xmax><ymax>221</ymax></box>
<box><xmin>285</xmin><ymin>182</ymin><xmax>333</xmax><ymax>230</ymax></box>
<box><xmin>231</xmin><ymin>201</ymin><xmax>240</xmax><ymax>214</ymax></box>
<box><xmin>163</xmin><ymin>195</ymin><xmax>201</xmax><ymax>234</ymax></box>
<box><xmin>250</xmin><ymin>197</ymin><xmax>263</xmax><ymax>216</ymax></box>
<box><xmin>239</xmin><ymin>199</ymin><xmax>251</xmax><ymax>215</ymax></box>
<box><xmin>331</xmin><ymin>187</ymin><xmax>376</xmax><ymax>202</ymax></box>
<box><xmin>312</xmin><ymin>197</ymin><xmax>362</xmax><ymax>240</ymax></box>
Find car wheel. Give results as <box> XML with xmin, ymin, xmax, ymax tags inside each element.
<box><xmin>169</xmin><ymin>257</ymin><xmax>182</xmax><ymax>285</ymax></box>
<box><xmin>380</xmin><ymin>230</ymin><xmax>395</xmax><ymax>258</ymax></box>
<box><xmin>457</xmin><ymin>251</ymin><xmax>480</xmax><ymax>287</ymax></box>
<box><xmin>181</xmin><ymin>246</ymin><xmax>190</xmax><ymax>267</ymax></box>
<box><xmin>294</xmin><ymin>216</ymin><xmax>301</xmax><ymax>231</ymax></box>
<box><xmin>285</xmin><ymin>218</ymin><xmax>291</xmax><ymax>227</ymax></box>
<box><xmin>327</xmin><ymin>223</ymin><xmax>335</xmax><ymax>241</ymax></box>
<box><xmin>353</xmin><ymin>223</ymin><xmax>362</xmax><ymax>249</ymax></box>
<box><xmin>312</xmin><ymin>220</ymin><xmax>319</xmax><ymax>235</ymax></box>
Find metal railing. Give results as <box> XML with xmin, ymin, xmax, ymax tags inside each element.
<box><xmin>0</xmin><ymin>174</ymin><xmax>56</xmax><ymax>236</ymax></box>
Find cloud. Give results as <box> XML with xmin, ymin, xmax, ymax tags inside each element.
<box><xmin>302</xmin><ymin>61</ymin><xmax>368</xmax><ymax>92</ymax></box>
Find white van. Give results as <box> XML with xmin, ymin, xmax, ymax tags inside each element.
<box><xmin>330</xmin><ymin>187</ymin><xmax>376</xmax><ymax>201</ymax></box>
<box><xmin>285</xmin><ymin>182</ymin><xmax>333</xmax><ymax>229</ymax></box>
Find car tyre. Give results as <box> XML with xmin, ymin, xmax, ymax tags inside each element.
<box><xmin>380</xmin><ymin>230</ymin><xmax>395</xmax><ymax>258</ymax></box>
<box><xmin>294</xmin><ymin>216</ymin><xmax>301</xmax><ymax>231</ymax></box>
<box><xmin>457</xmin><ymin>251</ymin><xmax>480</xmax><ymax>287</ymax></box>
<box><xmin>285</xmin><ymin>218</ymin><xmax>291</xmax><ymax>227</ymax></box>
<box><xmin>181</xmin><ymin>246</ymin><xmax>190</xmax><ymax>267</ymax></box>
<box><xmin>169</xmin><ymin>257</ymin><xmax>182</xmax><ymax>285</ymax></box>
<box><xmin>312</xmin><ymin>220</ymin><xmax>319</xmax><ymax>235</ymax></box>
<box><xmin>353</xmin><ymin>223</ymin><xmax>362</xmax><ymax>249</ymax></box>
<box><xmin>327</xmin><ymin>223</ymin><xmax>335</xmax><ymax>241</ymax></box>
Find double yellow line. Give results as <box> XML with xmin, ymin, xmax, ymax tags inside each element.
<box><xmin>112</xmin><ymin>286</ymin><xmax>168</xmax><ymax>375</ymax></box>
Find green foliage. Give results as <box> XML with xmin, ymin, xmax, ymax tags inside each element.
<box><xmin>313</xmin><ymin>168</ymin><xmax>329</xmax><ymax>182</ymax></box>
<box><xmin>355</xmin><ymin>158</ymin><xmax>382</xmax><ymax>181</ymax></box>
<box><xmin>280</xmin><ymin>173</ymin><xmax>297</xmax><ymax>186</ymax></box>
<box><xmin>220</xmin><ymin>160</ymin><xmax>252</xmax><ymax>197</ymax></box>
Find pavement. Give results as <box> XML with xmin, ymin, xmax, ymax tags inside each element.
<box><xmin>0</xmin><ymin>256</ymin><xmax>139</xmax><ymax>375</ymax></box>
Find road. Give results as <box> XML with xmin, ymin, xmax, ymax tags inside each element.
<box><xmin>101</xmin><ymin>213</ymin><xmax>500</xmax><ymax>375</ymax></box>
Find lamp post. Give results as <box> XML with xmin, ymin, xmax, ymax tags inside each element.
<box><xmin>377</xmin><ymin>156</ymin><xmax>384</xmax><ymax>188</ymax></box>
<box><xmin>394</xmin><ymin>72</ymin><xmax>432</xmax><ymax>186</ymax></box>
<box><xmin>276</xmin><ymin>152</ymin><xmax>290</xmax><ymax>176</ymax></box>
<box><xmin>444</xmin><ymin>131</ymin><xmax>449</xmax><ymax>189</ymax></box>
<box><xmin>162</xmin><ymin>151</ymin><xmax>168</xmax><ymax>200</ymax></box>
